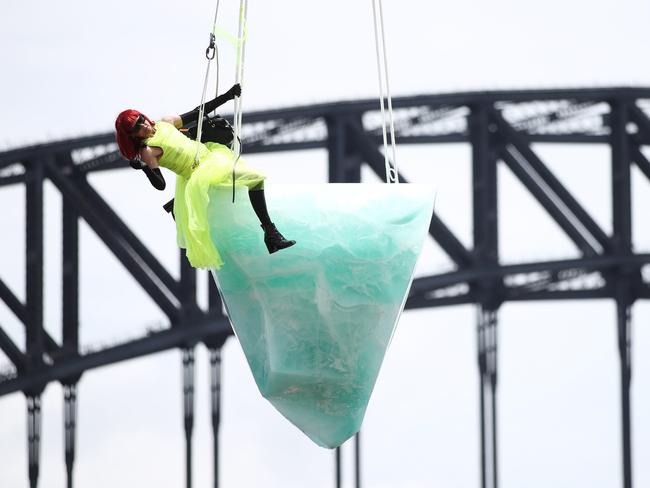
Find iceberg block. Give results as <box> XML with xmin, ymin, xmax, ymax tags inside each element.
<box><xmin>208</xmin><ymin>184</ymin><xmax>435</xmax><ymax>448</ymax></box>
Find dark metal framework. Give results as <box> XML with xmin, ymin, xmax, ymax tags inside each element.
<box><xmin>1</xmin><ymin>87</ymin><xmax>649</xmax><ymax>488</ymax></box>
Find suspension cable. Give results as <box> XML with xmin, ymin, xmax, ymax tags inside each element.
<box><xmin>371</xmin><ymin>0</ymin><xmax>399</xmax><ymax>183</ymax></box>
<box><xmin>194</xmin><ymin>0</ymin><xmax>221</xmax><ymax>168</ymax></box>
<box><xmin>231</xmin><ymin>0</ymin><xmax>248</xmax><ymax>202</ymax></box>
<box><xmin>233</xmin><ymin>0</ymin><xmax>248</xmax><ymax>158</ymax></box>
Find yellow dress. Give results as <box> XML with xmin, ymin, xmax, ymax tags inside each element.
<box><xmin>144</xmin><ymin>121</ymin><xmax>265</xmax><ymax>269</ymax></box>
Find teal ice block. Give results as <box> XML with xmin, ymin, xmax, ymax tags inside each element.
<box><xmin>208</xmin><ymin>184</ymin><xmax>434</xmax><ymax>448</ymax></box>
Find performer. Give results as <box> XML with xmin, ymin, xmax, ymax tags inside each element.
<box><xmin>114</xmin><ymin>84</ymin><xmax>295</xmax><ymax>269</ymax></box>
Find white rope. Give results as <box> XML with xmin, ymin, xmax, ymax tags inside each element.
<box><xmin>232</xmin><ymin>0</ymin><xmax>249</xmax><ymax>158</ymax></box>
<box><xmin>193</xmin><ymin>0</ymin><xmax>221</xmax><ymax>167</ymax></box>
<box><xmin>377</xmin><ymin>0</ymin><xmax>398</xmax><ymax>181</ymax></box>
<box><xmin>371</xmin><ymin>0</ymin><xmax>390</xmax><ymax>182</ymax></box>
<box><xmin>229</xmin><ymin>0</ymin><xmax>248</xmax><ymax>202</ymax></box>
<box><xmin>195</xmin><ymin>62</ymin><xmax>211</xmax><ymax>147</ymax></box>
<box><xmin>371</xmin><ymin>0</ymin><xmax>399</xmax><ymax>183</ymax></box>
<box><xmin>212</xmin><ymin>16</ymin><xmax>221</xmax><ymax>102</ymax></box>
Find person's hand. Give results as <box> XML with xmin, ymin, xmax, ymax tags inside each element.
<box><xmin>129</xmin><ymin>158</ymin><xmax>146</xmax><ymax>170</ymax></box>
<box><xmin>229</xmin><ymin>83</ymin><xmax>242</xmax><ymax>98</ymax></box>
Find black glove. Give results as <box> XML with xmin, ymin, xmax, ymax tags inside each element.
<box><xmin>129</xmin><ymin>158</ymin><xmax>146</xmax><ymax>170</ymax></box>
<box><xmin>227</xmin><ymin>83</ymin><xmax>241</xmax><ymax>99</ymax></box>
<box><xmin>180</xmin><ymin>84</ymin><xmax>242</xmax><ymax>126</ymax></box>
<box><xmin>129</xmin><ymin>158</ymin><xmax>165</xmax><ymax>190</ymax></box>
<box><xmin>143</xmin><ymin>167</ymin><xmax>166</xmax><ymax>191</ymax></box>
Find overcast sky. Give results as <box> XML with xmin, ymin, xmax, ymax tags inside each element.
<box><xmin>1</xmin><ymin>1</ymin><xmax>650</xmax><ymax>487</ymax></box>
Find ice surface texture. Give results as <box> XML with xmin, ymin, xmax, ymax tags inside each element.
<box><xmin>209</xmin><ymin>184</ymin><xmax>435</xmax><ymax>448</ymax></box>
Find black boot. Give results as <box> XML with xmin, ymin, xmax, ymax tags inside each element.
<box><xmin>262</xmin><ymin>223</ymin><xmax>296</xmax><ymax>254</ymax></box>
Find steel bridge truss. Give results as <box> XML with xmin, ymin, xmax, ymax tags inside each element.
<box><xmin>1</xmin><ymin>87</ymin><xmax>649</xmax><ymax>488</ymax></box>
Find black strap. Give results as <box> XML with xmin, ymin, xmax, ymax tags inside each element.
<box><xmin>163</xmin><ymin>198</ymin><xmax>174</xmax><ymax>213</ymax></box>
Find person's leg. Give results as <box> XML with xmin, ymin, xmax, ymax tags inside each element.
<box><xmin>248</xmin><ymin>183</ymin><xmax>272</xmax><ymax>227</ymax></box>
<box><xmin>247</xmin><ymin>183</ymin><xmax>296</xmax><ymax>254</ymax></box>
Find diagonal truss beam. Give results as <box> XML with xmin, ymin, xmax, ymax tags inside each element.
<box><xmin>426</xmin><ymin>212</ymin><xmax>475</xmax><ymax>269</ymax></box>
<box><xmin>499</xmin><ymin>145</ymin><xmax>599</xmax><ymax>256</ymax></box>
<box><xmin>345</xmin><ymin>121</ymin><xmax>474</xmax><ymax>268</ymax></box>
<box><xmin>0</xmin><ymin>276</ymin><xmax>26</xmax><ymax>323</ymax></box>
<box><xmin>492</xmin><ymin>109</ymin><xmax>613</xmax><ymax>253</ymax></box>
<box><xmin>70</xmin><ymin>169</ymin><xmax>182</xmax><ymax>299</ymax></box>
<box><xmin>0</xmin><ymin>325</ymin><xmax>27</xmax><ymax>372</ymax></box>
<box><xmin>44</xmin><ymin>160</ymin><xmax>182</xmax><ymax>321</ymax></box>
<box><xmin>631</xmin><ymin>145</ymin><xmax>650</xmax><ymax>181</ymax></box>
<box><xmin>0</xmin><ymin>277</ymin><xmax>61</xmax><ymax>357</ymax></box>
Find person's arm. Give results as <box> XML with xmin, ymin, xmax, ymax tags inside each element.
<box><xmin>143</xmin><ymin>166</ymin><xmax>166</xmax><ymax>190</ymax></box>
<box><xmin>179</xmin><ymin>83</ymin><xmax>241</xmax><ymax>126</ymax></box>
<box><xmin>161</xmin><ymin>115</ymin><xmax>183</xmax><ymax>128</ymax></box>
<box><xmin>140</xmin><ymin>146</ymin><xmax>160</xmax><ymax>168</ymax></box>
<box><xmin>134</xmin><ymin>147</ymin><xmax>166</xmax><ymax>190</ymax></box>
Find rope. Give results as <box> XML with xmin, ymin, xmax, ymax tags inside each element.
<box><xmin>231</xmin><ymin>0</ymin><xmax>248</xmax><ymax>202</ymax></box>
<box><xmin>193</xmin><ymin>0</ymin><xmax>221</xmax><ymax>168</ymax></box>
<box><xmin>371</xmin><ymin>0</ymin><xmax>399</xmax><ymax>183</ymax></box>
<box><xmin>191</xmin><ymin>0</ymin><xmax>246</xmax><ymax>202</ymax></box>
<box><xmin>233</xmin><ymin>0</ymin><xmax>248</xmax><ymax>156</ymax></box>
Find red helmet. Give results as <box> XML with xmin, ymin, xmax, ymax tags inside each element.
<box><xmin>114</xmin><ymin>109</ymin><xmax>154</xmax><ymax>160</ymax></box>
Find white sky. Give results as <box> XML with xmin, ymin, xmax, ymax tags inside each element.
<box><xmin>1</xmin><ymin>1</ymin><xmax>650</xmax><ymax>487</ymax></box>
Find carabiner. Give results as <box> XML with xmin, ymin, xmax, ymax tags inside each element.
<box><xmin>205</xmin><ymin>33</ymin><xmax>216</xmax><ymax>60</ymax></box>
